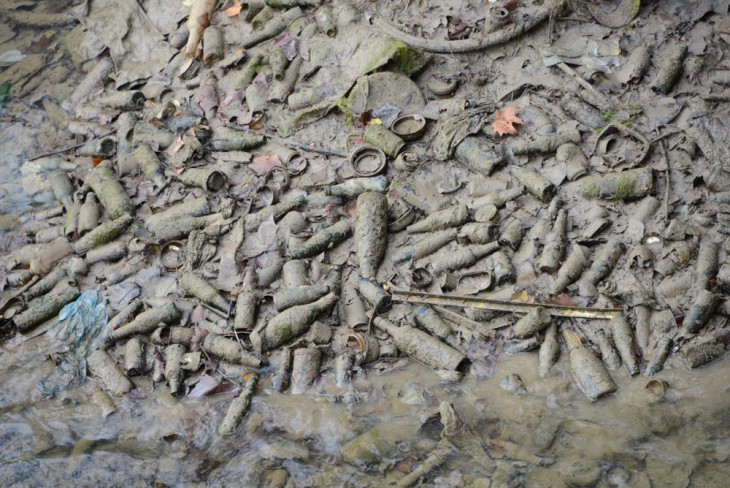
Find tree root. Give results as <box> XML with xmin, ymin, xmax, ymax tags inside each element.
<box><xmin>373</xmin><ymin>0</ymin><xmax>567</xmax><ymax>54</ymax></box>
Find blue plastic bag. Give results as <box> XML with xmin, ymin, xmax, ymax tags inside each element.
<box><xmin>38</xmin><ymin>290</ymin><xmax>109</xmax><ymax>394</ymax></box>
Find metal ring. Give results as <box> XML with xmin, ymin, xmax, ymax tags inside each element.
<box><xmin>391</xmin><ymin>114</ymin><xmax>426</xmax><ymax>141</ymax></box>
<box><xmin>350</xmin><ymin>146</ymin><xmax>387</xmax><ymax>177</ymax></box>
<box><xmin>427</xmin><ymin>74</ymin><xmax>459</xmax><ymax>96</ymax></box>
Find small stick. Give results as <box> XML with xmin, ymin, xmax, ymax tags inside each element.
<box><xmin>224</xmin><ymin>123</ymin><xmax>347</xmax><ymax>157</ymax></box>
<box><xmin>202</xmin><ymin>302</ymin><xmax>230</xmax><ymax>319</ymax></box>
<box><xmin>654</xmin><ymin>128</ymin><xmax>671</xmax><ymax>220</ymax></box>
<box><xmin>555</xmin><ymin>62</ymin><xmax>615</xmax><ymax>113</ymax></box>
<box><xmin>649</xmin><ymin>128</ymin><xmax>682</xmax><ymax>144</ymax></box>
<box><xmin>391</xmin><ymin>290</ymin><xmax>621</xmax><ymax>319</ymax></box>
<box><xmin>28</xmin><ymin>131</ymin><xmax>115</xmax><ymax>161</ymax></box>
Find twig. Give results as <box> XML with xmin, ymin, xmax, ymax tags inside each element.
<box><xmin>202</xmin><ymin>302</ymin><xmax>229</xmax><ymax>319</ymax></box>
<box><xmin>373</xmin><ymin>0</ymin><xmax>567</xmax><ymax>54</ymax></box>
<box><xmin>654</xmin><ymin>127</ymin><xmax>672</xmax><ymax>220</ymax></box>
<box><xmin>555</xmin><ymin>62</ymin><xmax>615</xmax><ymax>113</ymax></box>
<box><xmin>391</xmin><ymin>290</ymin><xmax>621</xmax><ymax>319</ymax></box>
<box><xmin>649</xmin><ymin>128</ymin><xmax>682</xmax><ymax>144</ymax></box>
<box><xmin>27</xmin><ymin>131</ymin><xmax>115</xmax><ymax>162</ymax></box>
<box><xmin>225</xmin><ymin>123</ymin><xmax>347</xmax><ymax>157</ymax></box>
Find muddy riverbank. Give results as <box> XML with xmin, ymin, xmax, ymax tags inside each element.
<box><xmin>1</xmin><ymin>0</ymin><xmax>729</xmax><ymax>486</ymax></box>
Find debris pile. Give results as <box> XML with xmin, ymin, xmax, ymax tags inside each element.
<box><xmin>0</xmin><ymin>0</ymin><xmax>729</xmax><ymax>483</ymax></box>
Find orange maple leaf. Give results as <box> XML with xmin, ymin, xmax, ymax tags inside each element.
<box><xmin>223</xmin><ymin>0</ymin><xmax>242</xmax><ymax>17</ymax></box>
<box><xmin>492</xmin><ymin>106</ymin><xmax>523</xmax><ymax>136</ymax></box>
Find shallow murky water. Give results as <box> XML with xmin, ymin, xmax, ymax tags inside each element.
<box><xmin>1</xmin><ymin>330</ymin><xmax>729</xmax><ymax>486</ymax></box>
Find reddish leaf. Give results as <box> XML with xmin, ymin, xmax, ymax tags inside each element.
<box><xmin>223</xmin><ymin>0</ymin><xmax>242</xmax><ymax>17</ymax></box>
<box><xmin>547</xmin><ymin>294</ymin><xmax>578</xmax><ymax>307</ymax></box>
<box><xmin>492</xmin><ymin>106</ymin><xmax>523</xmax><ymax>136</ymax></box>
<box><xmin>249</xmin><ymin>154</ymin><xmax>283</xmax><ymax>175</ymax></box>
<box><xmin>191</xmin><ymin>305</ymin><xmax>206</xmax><ymax>323</ymax></box>
<box><xmin>196</xmin><ymin>83</ymin><xmax>218</xmax><ymax>115</ymax></box>
<box><xmin>396</xmin><ymin>458</ymin><xmax>414</xmax><ymax>473</ymax></box>
<box><xmin>190</xmin><ymin>327</ymin><xmax>209</xmax><ymax>352</ymax></box>
<box><xmin>273</xmin><ymin>34</ymin><xmax>300</xmax><ymax>61</ymax></box>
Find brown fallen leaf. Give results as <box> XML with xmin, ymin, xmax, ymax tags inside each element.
<box><xmin>492</xmin><ymin>106</ymin><xmax>523</xmax><ymax>136</ymax></box>
<box><xmin>249</xmin><ymin>154</ymin><xmax>283</xmax><ymax>174</ymax></box>
<box><xmin>510</xmin><ymin>289</ymin><xmax>535</xmax><ymax>303</ymax></box>
<box><xmin>547</xmin><ymin>294</ymin><xmax>578</xmax><ymax>307</ymax></box>
<box><xmin>223</xmin><ymin>0</ymin><xmax>242</xmax><ymax>17</ymax></box>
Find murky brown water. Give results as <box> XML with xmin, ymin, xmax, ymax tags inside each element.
<box><xmin>1</xmin><ymin>330</ymin><xmax>729</xmax><ymax>486</ymax></box>
<box><xmin>2</xmin><ymin>1</ymin><xmax>730</xmax><ymax>486</ymax></box>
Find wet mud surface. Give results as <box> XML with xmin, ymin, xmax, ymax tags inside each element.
<box><xmin>1</xmin><ymin>0</ymin><xmax>730</xmax><ymax>486</ymax></box>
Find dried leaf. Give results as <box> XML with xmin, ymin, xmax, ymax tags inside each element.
<box><xmin>223</xmin><ymin>0</ymin><xmax>242</xmax><ymax>17</ymax></box>
<box><xmin>274</xmin><ymin>34</ymin><xmax>300</xmax><ymax>61</ymax></box>
<box><xmin>188</xmin><ymin>373</ymin><xmax>221</xmax><ymax>397</ymax></box>
<box><xmin>492</xmin><ymin>106</ymin><xmax>523</xmax><ymax>136</ymax></box>
<box><xmin>257</xmin><ymin>216</ymin><xmax>279</xmax><ymax>249</ymax></box>
<box><xmin>249</xmin><ymin>154</ymin><xmax>283</xmax><ymax>174</ymax></box>
<box><xmin>191</xmin><ymin>305</ymin><xmax>206</xmax><ymax>323</ymax></box>
<box><xmin>397</xmin><ymin>457</ymin><xmax>414</xmax><ymax>473</ymax></box>
<box><xmin>190</xmin><ymin>327</ymin><xmax>209</xmax><ymax>352</ymax></box>
<box><xmin>510</xmin><ymin>289</ymin><xmax>535</xmax><ymax>303</ymax></box>
<box><xmin>196</xmin><ymin>83</ymin><xmax>218</xmax><ymax>116</ymax></box>
<box><xmin>548</xmin><ymin>294</ymin><xmax>578</xmax><ymax>307</ymax></box>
